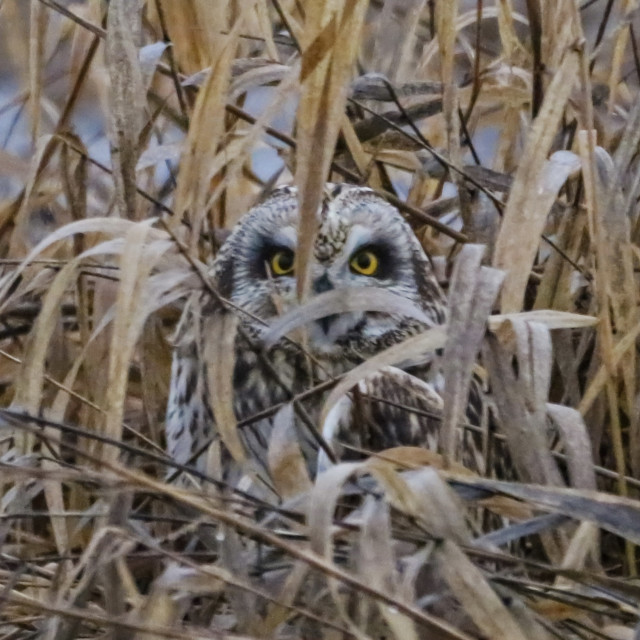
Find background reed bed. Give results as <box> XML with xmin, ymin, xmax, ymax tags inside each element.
<box><xmin>0</xmin><ymin>1</ymin><xmax>639</xmax><ymax>638</ymax></box>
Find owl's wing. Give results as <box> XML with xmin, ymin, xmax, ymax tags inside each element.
<box><xmin>165</xmin><ymin>293</ymin><xmax>216</xmax><ymax>475</ymax></box>
<box><xmin>318</xmin><ymin>365</ymin><xmax>486</xmax><ymax>473</ymax></box>
<box><xmin>319</xmin><ymin>366</ymin><xmax>442</xmax><ymax>470</ymax></box>
<box><xmin>165</xmin><ymin>347</ymin><xmax>215</xmax><ymax>474</ymax></box>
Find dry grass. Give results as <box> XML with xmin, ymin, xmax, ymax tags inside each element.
<box><xmin>0</xmin><ymin>0</ymin><xmax>640</xmax><ymax>638</ymax></box>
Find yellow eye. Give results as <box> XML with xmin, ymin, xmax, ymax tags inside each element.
<box><xmin>350</xmin><ymin>249</ymin><xmax>379</xmax><ymax>276</ymax></box>
<box><xmin>269</xmin><ymin>249</ymin><xmax>295</xmax><ymax>276</ymax></box>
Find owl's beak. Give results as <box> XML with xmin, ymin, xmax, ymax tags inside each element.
<box><xmin>317</xmin><ymin>314</ymin><xmax>339</xmax><ymax>335</ymax></box>
<box><xmin>312</xmin><ymin>273</ymin><xmax>334</xmax><ymax>295</ymax></box>
<box><xmin>312</xmin><ymin>273</ymin><xmax>337</xmax><ymax>336</ymax></box>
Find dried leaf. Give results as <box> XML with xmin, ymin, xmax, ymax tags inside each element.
<box><xmin>138</xmin><ymin>40</ymin><xmax>169</xmax><ymax>91</ymax></box>
<box><xmin>28</xmin><ymin>0</ymin><xmax>49</xmax><ymax>141</ymax></box>
<box><xmin>483</xmin><ymin>319</ymin><xmax>564</xmax><ymax>487</ymax></box>
<box><xmin>546</xmin><ymin>404</ymin><xmax>596</xmax><ymax>490</ymax></box>
<box><xmin>308</xmin><ymin>462</ymin><xmax>363</xmax><ymax>558</ymax></box>
<box><xmin>105</xmin><ymin>0</ymin><xmax>145</xmax><ymax>219</ymax></box>
<box><xmin>262</xmin><ymin>287</ymin><xmax>433</xmax><ymax>349</ymax></box>
<box><xmin>268</xmin><ymin>403</ymin><xmax>312</xmax><ymax>498</ymax></box>
<box><xmin>359</xmin><ymin>499</ymin><xmax>419</xmax><ymax>640</ymax></box>
<box><xmin>364</xmin><ymin>463</ymin><xmax>471</xmax><ymax>544</ymax></box>
<box><xmin>488</xmin><ymin>309</ymin><xmax>598</xmax><ymax>331</ymax></box>
<box><xmin>320</xmin><ymin>326</ymin><xmax>448</xmax><ymax>427</ymax></box>
<box><xmin>493</xmin><ymin>49</ymin><xmax>580</xmax><ymax>312</ymax></box>
<box><xmin>102</xmin><ymin>220</ymin><xmax>161</xmax><ymax>465</ymax></box>
<box><xmin>447</xmin><ymin>476</ymin><xmax>640</xmax><ymax>545</ymax></box>
<box><xmin>203</xmin><ymin>311</ymin><xmax>245</xmax><ymax>464</ymax></box>
<box><xmin>295</xmin><ymin>0</ymin><xmax>369</xmax><ymax>299</ymax></box>
<box><xmin>434</xmin><ymin>540</ymin><xmax>529</xmax><ymax>640</ymax></box>
<box><xmin>441</xmin><ymin>244</ymin><xmax>504</xmax><ymax>460</ymax></box>
<box><xmin>172</xmin><ymin>28</ymin><xmax>238</xmax><ymax>244</ymax></box>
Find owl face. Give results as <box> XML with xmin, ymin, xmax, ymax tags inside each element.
<box><xmin>213</xmin><ymin>184</ymin><xmax>446</xmax><ymax>360</ymax></box>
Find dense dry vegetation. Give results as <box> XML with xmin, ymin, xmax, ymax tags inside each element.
<box><xmin>1</xmin><ymin>0</ymin><xmax>640</xmax><ymax>638</ymax></box>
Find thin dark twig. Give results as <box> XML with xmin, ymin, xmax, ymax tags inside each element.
<box><xmin>59</xmin><ymin>136</ymin><xmax>175</xmax><ymax>215</ymax></box>
<box><xmin>590</xmin><ymin>0</ymin><xmax>615</xmax><ymax>71</ymax></box>
<box><xmin>0</xmin><ymin>560</ymin><xmax>28</xmax><ymax>618</ymax></box>
<box><xmin>0</xmin><ymin>408</ymin><xmax>298</xmax><ymax>517</ymax></box>
<box><xmin>270</xmin><ymin>0</ymin><xmax>302</xmax><ymax>52</ymax></box>
<box><xmin>540</xmin><ymin>233</ymin><xmax>592</xmax><ymax>281</ymax></box>
<box><xmin>458</xmin><ymin>106</ymin><xmax>482</xmax><ymax>166</ymax></box>
<box><xmin>349</xmin><ymin>97</ymin><xmax>505</xmax><ymax>211</ymax></box>
<box><xmin>525</xmin><ymin>0</ymin><xmax>543</xmax><ymax>117</ymax></box>
<box><xmin>379</xmin><ymin>191</ymin><xmax>468</xmax><ymax>242</ymax></box>
<box><xmin>153</xmin><ymin>0</ymin><xmax>188</xmax><ymax>117</ymax></box>
<box><xmin>629</xmin><ymin>23</ymin><xmax>640</xmax><ymax>85</ymax></box>
<box><xmin>579</xmin><ymin>0</ymin><xmax>603</xmax><ymax>9</ymax></box>
<box><xmin>462</xmin><ymin>0</ymin><xmax>483</xmax><ymax>125</ymax></box>
<box><xmin>377</xmin><ymin>77</ymin><xmax>436</xmax><ymax>150</ymax></box>
<box><xmin>428</xmin><ymin>0</ymin><xmax>435</xmax><ymax>39</ymax></box>
<box><xmin>62</xmin><ymin>38</ymin><xmax>103</xmax><ymax>124</ymax></box>
<box><xmin>38</xmin><ymin>0</ymin><xmax>106</xmax><ymax>37</ymax></box>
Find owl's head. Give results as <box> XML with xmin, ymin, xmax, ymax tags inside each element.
<box><xmin>213</xmin><ymin>184</ymin><xmax>446</xmax><ymax>360</ymax></box>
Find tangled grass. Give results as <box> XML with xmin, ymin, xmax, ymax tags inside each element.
<box><xmin>0</xmin><ymin>0</ymin><xmax>639</xmax><ymax>638</ymax></box>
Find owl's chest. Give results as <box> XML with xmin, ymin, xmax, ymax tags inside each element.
<box><xmin>231</xmin><ymin>343</ymin><xmax>348</xmax><ymax>423</ymax></box>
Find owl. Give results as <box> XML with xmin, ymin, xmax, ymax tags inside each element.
<box><xmin>166</xmin><ymin>184</ymin><xmax>481</xmax><ymax>487</ymax></box>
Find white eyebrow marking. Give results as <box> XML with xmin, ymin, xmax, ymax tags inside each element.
<box><xmin>344</xmin><ymin>224</ymin><xmax>373</xmax><ymax>256</ymax></box>
<box><xmin>272</xmin><ymin>226</ymin><xmax>297</xmax><ymax>248</ymax></box>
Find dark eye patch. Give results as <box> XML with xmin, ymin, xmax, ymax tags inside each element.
<box><xmin>351</xmin><ymin>242</ymin><xmax>396</xmax><ymax>279</ymax></box>
<box><xmin>249</xmin><ymin>240</ymin><xmax>295</xmax><ymax>279</ymax></box>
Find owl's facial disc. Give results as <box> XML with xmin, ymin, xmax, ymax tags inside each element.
<box><xmin>252</xmin><ymin>227</ymin><xmax>416</xmax><ymax>355</ymax></box>
<box><xmin>226</xmin><ymin>189</ymin><xmax>446</xmax><ymax>358</ymax></box>
<box><xmin>303</xmin><ymin>265</ymin><xmax>397</xmax><ymax>356</ymax></box>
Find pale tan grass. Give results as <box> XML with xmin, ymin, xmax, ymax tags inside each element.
<box><xmin>0</xmin><ymin>0</ymin><xmax>638</xmax><ymax>638</ymax></box>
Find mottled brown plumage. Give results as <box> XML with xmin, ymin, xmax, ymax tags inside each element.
<box><xmin>166</xmin><ymin>184</ymin><xmax>482</xmax><ymax>487</ymax></box>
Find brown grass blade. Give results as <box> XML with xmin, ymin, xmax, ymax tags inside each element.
<box><xmin>546</xmin><ymin>404</ymin><xmax>596</xmax><ymax>491</ymax></box>
<box><xmin>359</xmin><ymin>498</ymin><xmax>419</xmax><ymax>640</ymax></box>
<box><xmin>434</xmin><ymin>540</ymin><xmax>530</xmax><ymax>640</ymax></box>
<box><xmin>319</xmin><ymin>327</ymin><xmax>448</xmax><ymax>427</ymax></box>
<box><xmin>436</xmin><ymin>1</ymin><xmax>471</xmax><ymax>227</ymax></box>
<box><xmin>203</xmin><ymin>310</ymin><xmax>246</xmax><ymax>465</ymax></box>
<box><xmin>105</xmin><ymin>0</ymin><xmax>145</xmax><ymax>220</ymax></box>
<box><xmin>150</xmin><ymin>0</ymin><xmax>227</xmax><ymax>74</ymax></box>
<box><xmin>447</xmin><ymin>476</ymin><xmax>640</xmax><ymax>545</ymax></box>
<box><xmin>261</xmin><ymin>287</ymin><xmax>433</xmax><ymax>349</ymax></box>
<box><xmin>294</xmin><ymin>1</ymin><xmax>369</xmax><ymax>300</ymax></box>
<box><xmin>267</xmin><ymin>403</ymin><xmax>312</xmax><ymax>498</ymax></box>
<box><xmin>441</xmin><ymin>244</ymin><xmax>504</xmax><ymax>462</ymax></box>
<box><xmin>493</xmin><ymin>48</ymin><xmax>580</xmax><ymax>312</ymax></box>
<box><xmin>488</xmin><ymin>310</ymin><xmax>598</xmax><ymax>331</ymax></box>
<box><xmin>28</xmin><ymin>0</ymin><xmax>48</xmax><ymax>141</ymax></box>
<box><xmin>101</xmin><ymin>221</ymin><xmax>164</xmax><ymax>466</ymax></box>
<box><xmin>391</xmin><ymin>466</ymin><xmax>470</xmax><ymax>544</ymax></box>
<box><xmin>483</xmin><ymin>320</ymin><xmax>564</xmax><ymax>487</ymax></box>
<box><xmin>172</xmin><ymin>28</ymin><xmax>238</xmax><ymax>244</ymax></box>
